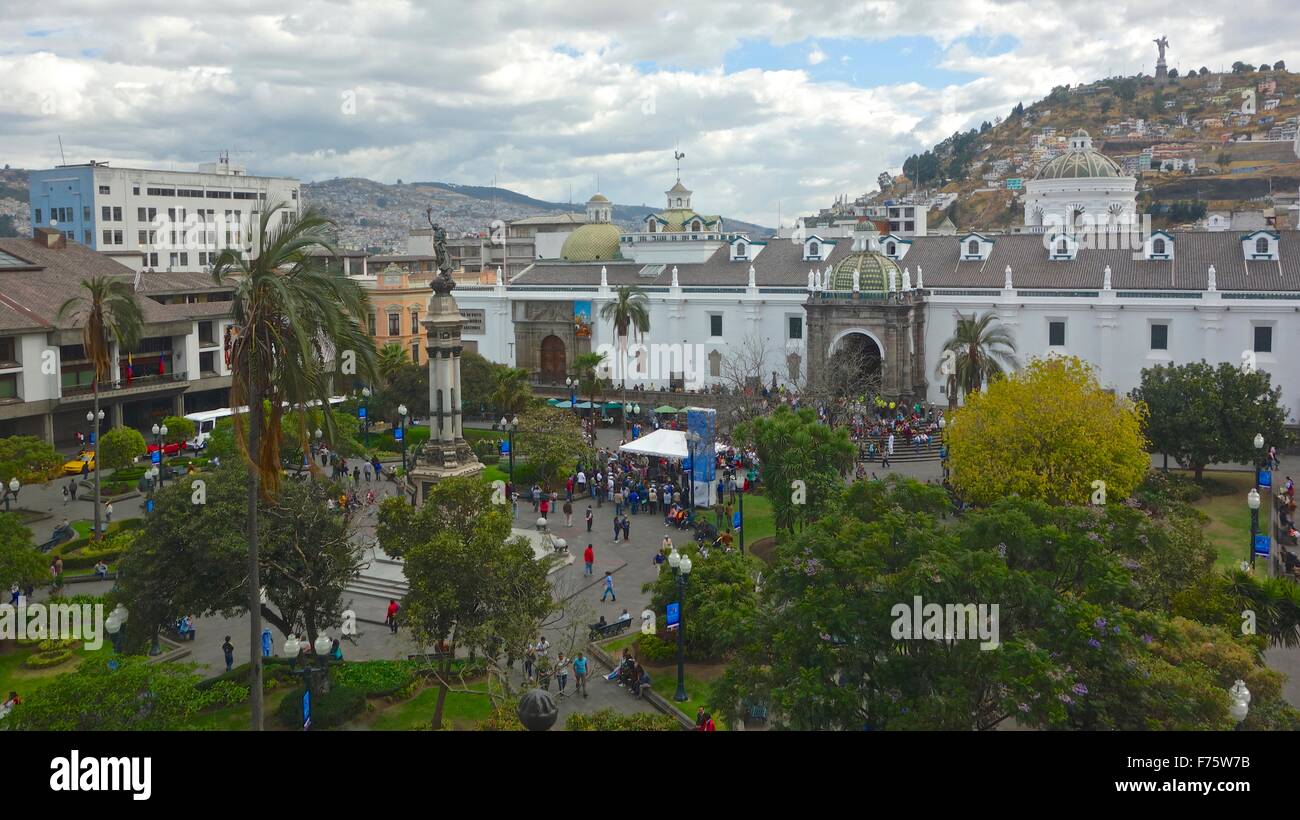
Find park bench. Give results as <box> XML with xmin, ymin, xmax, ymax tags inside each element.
<box><xmin>588</xmin><ymin>618</ymin><xmax>632</xmax><ymax>642</ymax></box>
<box><xmin>745</xmin><ymin>702</ymin><xmax>769</xmax><ymax>726</ymax></box>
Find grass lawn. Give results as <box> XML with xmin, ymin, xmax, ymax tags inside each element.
<box><xmin>647</xmin><ymin>669</ymin><xmax>727</xmax><ymax>730</ymax></box>
<box><xmin>735</xmin><ymin>492</ymin><xmax>774</xmax><ymax>545</ymax></box>
<box><xmin>71</xmin><ymin>520</ymin><xmax>92</xmax><ymax>539</ymax></box>
<box><xmin>1182</xmin><ymin>470</ymin><xmax>1257</xmax><ymax>571</ymax></box>
<box><xmin>363</xmin><ymin>683</ymin><xmax>495</xmax><ymax>730</ymax></box>
<box><xmin>0</xmin><ymin>643</ymin><xmax>114</xmax><ymax>702</ymax></box>
<box><xmin>481</xmin><ymin>465</ymin><xmax>509</xmax><ymax>486</ymax></box>
<box><xmin>188</xmin><ymin>686</ymin><xmax>296</xmax><ymax>731</ymax></box>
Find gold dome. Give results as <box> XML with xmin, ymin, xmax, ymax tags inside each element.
<box><xmin>561</xmin><ymin>223</ymin><xmax>623</xmax><ymax>262</ymax></box>
<box><xmin>831</xmin><ymin>250</ymin><xmax>900</xmax><ymax>291</ymax></box>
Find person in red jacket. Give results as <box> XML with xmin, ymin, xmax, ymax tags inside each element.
<box><xmin>583</xmin><ymin>544</ymin><xmax>594</xmax><ymax>577</ymax></box>
<box><xmin>385</xmin><ymin>599</ymin><xmax>400</xmax><ymax>634</ymax></box>
<box><xmin>702</xmin><ymin>712</ymin><xmax>716</xmax><ymax>732</ymax></box>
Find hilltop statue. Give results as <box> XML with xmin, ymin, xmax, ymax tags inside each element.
<box><xmin>426</xmin><ymin>208</ymin><xmax>455</xmax><ymax>293</ymax></box>
<box><xmin>1153</xmin><ymin>35</ymin><xmax>1169</xmax><ymax>63</ymax></box>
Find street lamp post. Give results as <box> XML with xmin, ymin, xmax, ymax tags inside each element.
<box><xmin>87</xmin><ymin>409</ymin><xmax>105</xmax><ymax>536</ymax></box>
<box><xmin>500</xmin><ymin>416</ymin><xmax>517</xmax><ymax>481</ymax></box>
<box><xmin>668</xmin><ymin>549</ymin><xmax>693</xmax><ymax>702</ymax></box>
<box><xmin>284</xmin><ymin>633</ymin><xmax>337</xmax><ymax>729</ymax></box>
<box><xmin>4</xmin><ymin>477</ymin><xmax>19</xmax><ymax>512</ymax></box>
<box><xmin>151</xmin><ymin>423</ymin><xmax>169</xmax><ymax>487</ymax></box>
<box><xmin>1248</xmin><ymin>487</ymin><xmax>1261</xmax><ymax>570</ymax></box>
<box><xmin>360</xmin><ymin>387</ymin><xmax>372</xmax><ymax>448</ymax></box>
<box><xmin>398</xmin><ymin>404</ymin><xmax>409</xmax><ymax>473</ymax></box>
<box><xmin>105</xmin><ymin>603</ymin><xmax>128</xmax><ymax>653</ymax></box>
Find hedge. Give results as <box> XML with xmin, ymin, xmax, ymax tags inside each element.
<box><xmin>564</xmin><ymin>708</ymin><xmax>681</xmax><ymax>731</ymax></box>
<box><xmin>197</xmin><ymin>658</ymin><xmax>298</xmax><ymax>692</ymax></box>
<box><xmin>24</xmin><ymin>649</ymin><xmax>75</xmax><ymax>669</ymax></box>
<box><xmin>275</xmin><ymin>685</ymin><xmax>366</xmax><ymax>729</ymax></box>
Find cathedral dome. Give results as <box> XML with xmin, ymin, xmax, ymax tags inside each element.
<box><xmin>561</xmin><ymin>223</ymin><xmax>623</xmax><ymax>261</ymax></box>
<box><xmin>1035</xmin><ymin>130</ymin><xmax>1124</xmax><ymax>180</ymax></box>
<box><xmin>830</xmin><ymin>250</ymin><xmax>900</xmax><ymax>291</ymax></box>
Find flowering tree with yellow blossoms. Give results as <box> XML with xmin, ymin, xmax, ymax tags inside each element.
<box><xmin>946</xmin><ymin>356</ymin><xmax>1148</xmax><ymax>506</ymax></box>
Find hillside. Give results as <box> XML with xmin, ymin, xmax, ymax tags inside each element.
<box><xmin>0</xmin><ymin>167</ymin><xmax>772</xmax><ymax>251</ymax></box>
<box><xmin>850</xmin><ymin>65</ymin><xmax>1300</xmax><ymax>232</ymax></box>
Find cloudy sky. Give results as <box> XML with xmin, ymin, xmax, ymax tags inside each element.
<box><xmin>1</xmin><ymin>0</ymin><xmax>1294</xmax><ymax>226</ymax></box>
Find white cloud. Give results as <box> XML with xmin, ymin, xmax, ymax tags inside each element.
<box><xmin>0</xmin><ymin>0</ymin><xmax>1293</xmax><ymax>227</ymax></box>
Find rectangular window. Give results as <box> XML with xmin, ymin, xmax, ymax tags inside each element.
<box><xmin>411</xmin><ymin>312</ymin><xmax>420</xmax><ymax>334</ymax></box>
<box><xmin>788</xmin><ymin>316</ymin><xmax>803</xmax><ymax>340</ymax></box>
<box><xmin>133</xmin><ymin>185</ymin><xmax>140</xmax><ymax>195</ymax></box>
<box><xmin>98</xmin><ymin>185</ymin><xmax>110</xmax><ymax>195</ymax></box>
<box><xmin>113</xmin><ymin>230</ymin><xmax>122</xmax><ymax>244</ymax></box>
<box><xmin>710</xmin><ymin>314</ymin><xmax>723</xmax><ymax>337</ymax></box>
<box><xmin>138</xmin><ymin>207</ymin><xmax>146</xmax><ymax>222</ymax></box>
<box><xmin>34</xmin><ymin>209</ymin><xmax>41</xmax><ymax>225</ymax></box>
<box><xmin>0</xmin><ymin>373</ymin><xmax>17</xmax><ymax>400</ymax></box>
<box><xmin>83</xmin><ymin>206</ymin><xmax>91</xmax><ymax>222</ymax></box>
<box><xmin>102</xmin><ymin>206</ymin><xmax>112</xmax><ymax>221</ymax></box>
<box><xmin>83</xmin><ymin>230</ymin><xmax>91</xmax><ymax>244</ymax></box>
<box><xmin>388</xmin><ymin>313</ymin><xmax>400</xmax><ymax>336</ymax></box>
<box><xmin>411</xmin><ymin>341</ymin><xmax>419</xmax><ymax>365</ymax></box>
<box><xmin>1048</xmin><ymin>321</ymin><xmax>1066</xmax><ymax>347</ymax></box>
<box><xmin>367</xmin><ymin>314</ymin><xmax>376</xmax><ymax>337</ymax></box>
<box><xmin>0</xmin><ymin>337</ymin><xmax>16</xmax><ymax>364</ymax></box>
<box><xmin>1254</xmin><ymin>325</ymin><xmax>1273</xmax><ymax>353</ymax></box>
<box><xmin>1150</xmin><ymin>324</ymin><xmax>1168</xmax><ymax>350</ymax></box>
<box><xmin>103</xmin><ymin>229</ymin><xmax>113</xmax><ymax>245</ymax></box>
<box><xmin>179</xmin><ymin>252</ymin><xmax>188</xmax><ymax>266</ymax></box>
<box><xmin>113</xmin><ymin>207</ymin><xmax>122</xmax><ymax>221</ymax></box>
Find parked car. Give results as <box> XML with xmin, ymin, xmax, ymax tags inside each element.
<box><xmin>61</xmin><ymin>451</ymin><xmax>96</xmax><ymax>475</ymax></box>
<box><xmin>146</xmin><ymin>441</ymin><xmax>184</xmax><ymax>456</ymax></box>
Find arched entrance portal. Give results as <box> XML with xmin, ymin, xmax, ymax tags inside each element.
<box><xmin>826</xmin><ymin>331</ymin><xmax>883</xmax><ymax>400</ymax></box>
<box><xmin>539</xmin><ymin>335</ymin><xmax>566</xmax><ymax>384</ymax></box>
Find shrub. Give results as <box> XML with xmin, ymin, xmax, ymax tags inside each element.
<box><xmin>98</xmin><ymin>426</ymin><xmax>147</xmax><ymax>470</ymax></box>
<box><xmin>330</xmin><ymin>660</ymin><xmax>419</xmax><ymax>696</ymax></box>
<box><xmin>565</xmin><ymin>708</ymin><xmax>681</xmax><ymax>731</ymax></box>
<box><xmin>635</xmin><ymin>633</ymin><xmax>679</xmax><ymax>664</ymax></box>
<box><xmin>475</xmin><ymin>702</ymin><xmax>525</xmax><ymax>731</ymax></box>
<box><xmin>274</xmin><ymin>684</ymin><xmax>365</xmax><ymax>729</ymax></box>
<box><xmin>37</xmin><ymin>638</ymin><xmax>78</xmax><ymax>652</ymax></box>
<box><xmin>198</xmin><ymin>657</ymin><xmax>297</xmax><ymax>691</ymax></box>
<box><xmin>24</xmin><ymin>649</ymin><xmax>74</xmax><ymax>669</ymax></box>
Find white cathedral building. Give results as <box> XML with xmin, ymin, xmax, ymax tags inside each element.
<box><xmin>450</xmin><ymin>141</ymin><xmax>1300</xmax><ymax>419</ymax></box>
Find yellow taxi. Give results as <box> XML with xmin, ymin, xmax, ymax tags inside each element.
<box><xmin>62</xmin><ymin>451</ymin><xmax>96</xmax><ymax>476</ymax></box>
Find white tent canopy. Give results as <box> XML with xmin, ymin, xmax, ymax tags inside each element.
<box><xmin>618</xmin><ymin>428</ymin><xmax>689</xmax><ymax>460</ymax></box>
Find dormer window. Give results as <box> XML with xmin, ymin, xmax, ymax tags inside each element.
<box><xmin>809</xmin><ymin>242</ymin><xmax>819</xmax><ymax>257</ymax></box>
<box><xmin>959</xmin><ymin>233</ymin><xmax>992</xmax><ymax>261</ymax></box>
<box><xmin>967</xmin><ymin>239</ymin><xmax>979</xmax><ymax>255</ymax></box>
<box><xmin>692</xmin><ymin>220</ymin><xmax>702</xmax><ymax>232</ymax></box>
<box><xmin>1050</xmin><ymin>234</ymin><xmax>1078</xmax><ymax>260</ymax></box>
<box><xmin>1057</xmin><ymin>240</ymin><xmax>1067</xmax><ymax>254</ymax></box>
<box><xmin>1241</xmin><ymin>230</ymin><xmax>1280</xmax><ymax>261</ymax></box>
<box><xmin>1145</xmin><ymin>231</ymin><xmax>1174</xmax><ymax>260</ymax></box>
<box><xmin>1153</xmin><ymin>238</ymin><xmax>1166</xmax><ymax>255</ymax></box>
<box><xmin>732</xmin><ymin>240</ymin><xmax>748</xmax><ymax>261</ymax></box>
<box><xmin>887</xmin><ymin>241</ymin><xmax>897</xmax><ymax>256</ymax></box>
<box><xmin>1256</xmin><ymin>237</ymin><xmax>1268</xmax><ymax>254</ymax></box>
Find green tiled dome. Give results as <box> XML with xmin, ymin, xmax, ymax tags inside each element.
<box><xmin>831</xmin><ymin>251</ymin><xmax>899</xmax><ymax>291</ymax></box>
<box><xmin>561</xmin><ymin>223</ymin><xmax>623</xmax><ymax>261</ymax></box>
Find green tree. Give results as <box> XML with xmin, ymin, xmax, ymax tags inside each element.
<box><xmin>213</xmin><ymin>203</ymin><xmax>376</xmax><ymax>730</ymax></box>
<box><xmin>376</xmin><ymin>342</ymin><xmax>410</xmax><ymax>385</ymax></box>
<box><xmin>98</xmin><ymin>426</ymin><xmax>147</xmax><ymax>470</ymax></box>
<box><xmin>377</xmin><ymin>476</ymin><xmax>554</xmax><ymax>728</ymax></box>
<box><xmin>948</xmin><ymin>356</ymin><xmax>1148</xmax><ymax>505</ymax></box>
<box><xmin>598</xmin><ymin>285</ymin><xmax>650</xmax><ymax>437</ymax></box>
<box><xmin>160</xmin><ymin>416</ymin><xmax>195</xmax><ymax>446</ymax></box>
<box><xmin>491</xmin><ymin>366</ymin><xmax>533</xmax><ymax>417</ymax></box>
<box><xmin>0</xmin><ymin>512</ymin><xmax>46</xmax><ymax>590</ymax></box>
<box><xmin>734</xmin><ymin>406</ymin><xmax>854</xmax><ymax>539</ymax></box>
<box><xmin>0</xmin><ymin>435</ymin><xmax>63</xmax><ymax>484</ymax></box>
<box><xmin>3</xmin><ymin>657</ymin><xmax>246</xmax><ymax>731</ymax></box>
<box><xmin>642</xmin><ymin>544</ymin><xmax>763</xmax><ymax>659</ymax></box>
<box><xmin>572</xmin><ymin>350</ymin><xmax>607</xmax><ymax>427</ymax></box>
<box><xmin>117</xmin><ymin>466</ymin><xmax>367</xmax><ymax>651</ymax></box>
<box><xmin>371</xmin><ymin>363</ymin><xmax>428</xmax><ymax>428</ymax></box>
<box><xmin>460</xmin><ymin>350</ymin><xmax>496</xmax><ymax>415</ymax></box>
<box><xmin>514</xmin><ymin>405</ymin><xmax>590</xmax><ymax>488</ymax></box>
<box><xmin>57</xmin><ymin>275</ymin><xmax>143</xmax><ymax>538</ymax></box>
<box><xmin>1131</xmin><ymin>361</ymin><xmax>1290</xmax><ymax>481</ymax></box>
<box><xmin>936</xmin><ymin>310</ymin><xmax>1018</xmax><ymax>408</ymax></box>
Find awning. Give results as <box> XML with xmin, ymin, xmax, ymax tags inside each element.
<box><xmin>653</xmin><ymin>405</ymin><xmax>680</xmax><ymax>414</ymax></box>
<box><xmin>575</xmin><ymin>400</ymin><xmax>597</xmax><ymax>409</ymax></box>
<box><xmin>618</xmin><ymin>428</ymin><xmax>689</xmax><ymax>460</ymax></box>
<box><xmin>604</xmin><ymin>401</ymin><xmax>624</xmax><ymax>410</ymax></box>
<box><xmin>546</xmin><ymin>398</ymin><xmax>561</xmax><ymax>406</ymax></box>
<box><xmin>554</xmin><ymin>400</ymin><xmax>573</xmax><ymax>409</ymax></box>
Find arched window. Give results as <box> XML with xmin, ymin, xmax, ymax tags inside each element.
<box><xmin>1152</xmin><ymin>238</ymin><xmax>1166</xmax><ymax>255</ymax></box>
<box><xmin>808</xmin><ymin>242</ymin><xmax>819</xmax><ymax>258</ymax></box>
<box><xmin>887</xmin><ymin>242</ymin><xmax>896</xmax><ymax>255</ymax></box>
<box><xmin>967</xmin><ymin>239</ymin><xmax>979</xmax><ymax>255</ymax></box>
<box><xmin>676</xmin><ymin>198</ymin><xmax>683</xmax><ymax>207</ymax></box>
<box><xmin>692</xmin><ymin>220</ymin><xmax>702</xmax><ymax>232</ymax></box>
<box><xmin>1256</xmin><ymin>237</ymin><xmax>1269</xmax><ymax>254</ymax></box>
<box><xmin>647</xmin><ymin>219</ymin><xmax>656</xmax><ymax>233</ymax></box>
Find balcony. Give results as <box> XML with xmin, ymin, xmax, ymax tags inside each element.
<box><xmin>61</xmin><ymin>372</ymin><xmax>190</xmax><ymax>400</ymax></box>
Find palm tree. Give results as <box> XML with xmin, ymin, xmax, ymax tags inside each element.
<box><xmin>57</xmin><ymin>276</ymin><xmax>143</xmax><ymax>540</ymax></box>
<box><xmin>598</xmin><ymin>285</ymin><xmax>650</xmax><ymax>437</ymax></box>
<box><xmin>572</xmin><ymin>351</ymin><xmax>606</xmax><ymax>437</ymax></box>
<box><xmin>376</xmin><ymin>343</ymin><xmax>410</xmax><ymax>386</ymax></box>
<box><xmin>213</xmin><ymin>203</ymin><xmax>375</xmax><ymax>730</ymax></box>
<box><xmin>491</xmin><ymin>366</ymin><xmax>533</xmax><ymax>418</ymax></box>
<box><xmin>936</xmin><ymin>311</ymin><xmax>1018</xmax><ymax>408</ymax></box>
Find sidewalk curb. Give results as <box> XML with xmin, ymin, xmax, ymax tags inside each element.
<box><xmin>587</xmin><ymin>637</ymin><xmax>694</xmax><ymax>729</ymax></box>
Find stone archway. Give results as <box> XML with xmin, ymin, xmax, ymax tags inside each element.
<box><xmin>539</xmin><ymin>335</ymin><xmax>566</xmax><ymax>384</ymax></box>
<box><xmin>826</xmin><ymin>330</ymin><xmax>884</xmax><ymax>400</ymax></box>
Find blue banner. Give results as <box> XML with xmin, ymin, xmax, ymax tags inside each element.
<box><xmin>1254</xmin><ymin>533</ymin><xmax>1271</xmax><ymax>556</ymax></box>
<box><xmin>302</xmin><ymin>690</ymin><xmax>311</xmax><ymax>729</ymax></box>
<box><xmin>151</xmin><ymin>450</ymin><xmax>161</xmax><ymax>464</ymax></box>
<box><xmin>1258</xmin><ymin>470</ymin><xmax>1272</xmax><ymax>489</ymax></box>
<box><xmin>394</xmin><ymin>426</ymin><xmax>403</xmax><ymax>441</ymax></box>
<box><xmin>666</xmin><ymin>601</ymin><xmax>680</xmax><ymax>628</ymax></box>
<box><xmin>358</xmin><ymin>407</ymin><xmax>367</xmax><ymax>419</ymax></box>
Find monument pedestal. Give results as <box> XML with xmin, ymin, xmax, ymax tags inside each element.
<box><xmin>408</xmin><ymin>440</ymin><xmax>483</xmax><ymax>506</ymax></box>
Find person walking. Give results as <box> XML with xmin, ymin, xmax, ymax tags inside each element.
<box><xmin>523</xmin><ymin>646</ymin><xmax>536</xmax><ymax>681</ymax></box>
<box><xmin>60</xmin><ymin>485</ymin><xmax>69</xmax><ymax>505</ymax></box>
<box><xmin>352</xmin><ymin>465</ymin><xmax>361</xmax><ymax>485</ymax></box>
<box><xmin>261</xmin><ymin>627</ymin><xmax>272</xmax><ymax>658</ymax></box>
<box><xmin>385</xmin><ymin>599</ymin><xmax>400</xmax><ymax>634</ymax></box>
<box><xmin>612</xmin><ymin>514</ymin><xmax>621</xmax><ymax>543</ymax></box>
<box><xmin>600</xmin><ymin>571</ymin><xmax>616</xmax><ymax>602</ymax></box>
<box><xmin>621</xmin><ymin>516</ymin><xmax>630</xmax><ymax>542</ymax></box>
<box><xmin>105</xmin><ymin>502</ymin><xmax>113</xmax><ymax>525</ymax></box>
<box><xmin>583</xmin><ymin>543</ymin><xmax>594</xmax><ymax>577</ymax></box>
<box><xmin>585</xmin><ymin>505</ymin><xmax>594</xmax><ymax>532</ymax></box>
<box><xmin>573</xmin><ymin>652</ymin><xmax>588</xmax><ymax>698</ymax></box>
<box><xmin>563</xmin><ymin>499</ymin><xmax>573</xmax><ymax>527</ymax></box>
<box><xmin>221</xmin><ymin>636</ymin><xmax>235</xmax><ymax>672</ymax></box>
<box><xmin>555</xmin><ymin>652</ymin><xmax>570</xmax><ymax>698</ymax></box>
<box><xmin>68</xmin><ymin>479</ymin><xmax>77</xmax><ymax>502</ymax></box>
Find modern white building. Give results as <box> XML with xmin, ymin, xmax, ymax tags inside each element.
<box><xmin>447</xmin><ymin>160</ymin><xmax>1300</xmax><ymax>423</ymax></box>
<box><xmin>27</xmin><ymin>157</ymin><xmax>300</xmax><ymax>274</ymax></box>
